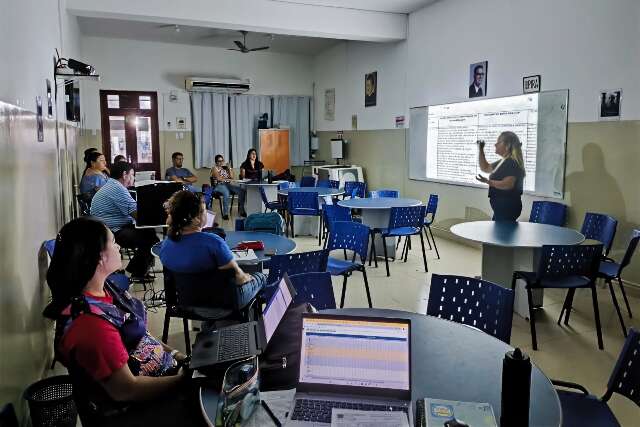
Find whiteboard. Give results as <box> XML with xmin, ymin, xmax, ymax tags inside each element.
<box><xmin>407</xmin><ymin>89</ymin><xmax>568</xmax><ymax>199</ymax></box>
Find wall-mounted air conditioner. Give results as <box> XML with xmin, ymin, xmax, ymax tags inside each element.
<box><xmin>185</xmin><ymin>77</ymin><xmax>251</xmax><ymax>93</ymax></box>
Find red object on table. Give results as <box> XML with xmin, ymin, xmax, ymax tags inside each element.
<box><xmin>235</xmin><ymin>240</ymin><xmax>265</xmax><ymax>250</ymax></box>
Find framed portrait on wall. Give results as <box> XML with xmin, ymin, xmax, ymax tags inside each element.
<box><xmin>599</xmin><ymin>89</ymin><xmax>622</xmax><ymax>120</ymax></box>
<box><xmin>469</xmin><ymin>61</ymin><xmax>487</xmax><ymax>98</ymax></box>
<box><xmin>324</xmin><ymin>88</ymin><xmax>335</xmax><ymax>121</ymax></box>
<box><xmin>365</xmin><ymin>71</ymin><xmax>377</xmax><ymax>107</ymax></box>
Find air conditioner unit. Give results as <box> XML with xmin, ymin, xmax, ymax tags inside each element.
<box><xmin>185</xmin><ymin>77</ymin><xmax>251</xmax><ymax>93</ymax></box>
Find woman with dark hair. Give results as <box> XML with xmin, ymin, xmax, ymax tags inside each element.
<box><xmin>113</xmin><ymin>154</ymin><xmax>126</xmax><ymax>163</ymax></box>
<box><xmin>159</xmin><ymin>190</ymin><xmax>266</xmax><ymax>309</ymax></box>
<box><xmin>82</xmin><ymin>147</ymin><xmax>110</xmax><ymax>179</ymax></box>
<box><xmin>47</xmin><ymin>217</ymin><xmax>205</xmax><ymax>426</ymax></box>
<box><xmin>210</xmin><ymin>153</ymin><xmax>246</xmax><ymax>219</ymax></box>
<box><xmin>239</xmin><ymin>148</ymin><xmax>264</xmax><ymax>181</ymax></box>
<box><xmin>476</xmin><ymin>131</ymin><xmax>526</xmax><ymax>221</ymax></box>
<box><xmin>79</xmin><ymin>151</ymin><xmax>109</xmax><ymax>194</ymax></box>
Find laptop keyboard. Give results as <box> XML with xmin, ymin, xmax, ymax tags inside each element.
<box><xmin>291</xmin><ymin>399</ymin><xmax>409</xmax><ymax>424</ymax></box>
<box><xmin>217</xmin><ymin>324</ymin><xmax>250</xmax><ymax>360</ymax></box>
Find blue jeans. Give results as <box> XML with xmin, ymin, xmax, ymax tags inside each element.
<box><xmin>214</xmin><ymin>183</ymin><xmax>246</xmax><ymax>215</ymax></box>
<box><xmin>234</xmin><ymin>272</ymin><xmax>267</xmax><ymax>309</ymax></box>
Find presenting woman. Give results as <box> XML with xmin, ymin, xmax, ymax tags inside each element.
<box><xmin>239</xmin><ymin>148</ymin><xmax>264</xmax><ymax>181</ymax></box>
<box><xmin>476</xmin><ymin>131</ymin><xmax>526</xmax><ymax>221</ymax></box>
<box><xmin>46</xmin><ymin>217</ymin><xmax>206</xmax><ymax>426</ymax></box>
<box><xmin>159</xmin><ymin>190</ymin><xmax>266</xmax><ymax>310</ymax></box>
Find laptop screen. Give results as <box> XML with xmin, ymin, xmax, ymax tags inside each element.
<box><xmin>262</xmin><ymin>277</ymin><xmax>294</xmax><ymax>343</ymax></box>
<box><xmin>299</xmin><ymin>315</ymin><xmax>410</xmax><ymax>392</ymax></box>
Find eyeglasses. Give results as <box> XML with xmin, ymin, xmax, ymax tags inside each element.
<box><xmin>475</xmin><ymin>73</ymin><xmax>485</xmax><ymax>76</ymax></box>
<box><xmin>216</xmin><ymin>159</ymin><xmax>224</xmax><ymax>163</ymax></box>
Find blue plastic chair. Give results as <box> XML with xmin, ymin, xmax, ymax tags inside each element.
<box><xmin>422</xmin><ymin>194</ymin><xmax>440</xmax><ymax>259</ymax></box>
<box><xmin>326</xmin><ymin>221</ymin><xmax>372</xmax><ymax>308</ymax></box>
<box><xmin>552</xmin><ymin>328</ymin><xmax>640</xmax><ymax>427</ymax></box>
<box><xmin>344</xmin><ymin>181</ymin><xmax>366</xmax><ymax>199</ymax></box>
<box><xmin>203</xmin><ymin>183</ymin><xmax>235</xmax><ymax>214</ymax></box>
<box><xmin>289</xmin><ymin>272</ymin><xmax>336</xmax><ymax>310</ymax></box>
<box><xmin>529</xmin><ymin>201</ymin><xmax>567</xmax><ymax>226</ymax></box>
<box><xmin>265</xmin><ymin>250</ymin><xmax>329</xmax><ymax>300</ymax></box>
<box><xmin>300</xmin><ymin>176</ymin><xmax>316</xmax><ymax>187</ymax></box>
<box><xmin>376</xmin><ymin>205</ymin><xmax>428</xmax><ymax>277</ymax></box>
<box><xmin>513</xmin><ymin>243</ymin><xmax>604</xmax><ymax>350</ymax></box>
<box><xmin>44</xmin><ymin>239</ymin><xmax>56</xmax><ymax>258</ymax></box>
<box><xmin>316</xmin><ymin>179</ymin><xmax>331</xmax><ymax>188</ymax></box>
<box><xmin>329</xmin><ymin>180</ymin><xmax>340</xmax><ymax>189</ymax></box>
<box><xmin>581</xmin><ymin>212</ymin><xmax>618</xmax><ymax>256</ymax></box>
<box><xmin>427</xmin><ymin>274</ymin><xmax>514</xmax><ymax>343</ymax></box>
<box><xmin>368</xmin><ymin>189</ymin><xmax>400</xmax><ymax>198</ymax></box>
<box><xmin>286</xmin><ymin>191</ymin><xmax>321</xmax><ymax>245</ymax></box>
<box><xmin>259</xmin><ymin>186</ymin><xmax>285</xmax><ymax>213</ymax></box>
<box><xmin>278</xmin><ymin>181</ymin><xmax>296</xmax><ymax>190</ymax></box>
<box><xmin>322</xmin><ymin>204</ymin><xmax>353</xmax><ymax>248</ymax></box>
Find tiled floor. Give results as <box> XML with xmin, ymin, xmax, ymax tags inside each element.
<box><xmin>137</xmin><ymin>221</ymin><xmax>639</xmax><ymax>426</ymax></box>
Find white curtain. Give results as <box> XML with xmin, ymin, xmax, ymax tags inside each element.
<box><xmin>229</xmin><ymin>95</ymin><xmax>271</xmax><ymax>167</ymax></box>
<box><xmin>190</xmin><ymin>92</ymin><xmax>229</xmax><ymax>168</ymax></box>
<box><xmin>272</xmin><ymin>96</ymin><xmax>311</xmax><ymax>166</ymax></box>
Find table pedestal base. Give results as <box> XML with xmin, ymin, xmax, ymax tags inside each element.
<box><xmin>481</xmin><ymin>244</ymin><xmax>543</xmax><ymax>319</ymax></box>
<box><xmin>360</xmin><ymin>209</ymin><xmax>397</xmax><ymax>260</ymax></box>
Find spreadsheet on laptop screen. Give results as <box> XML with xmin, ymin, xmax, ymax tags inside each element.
<box><xmin>263</xmin><ymin>278</ymin><xmax>293</xmax><ymax>343</ymax></box>
<box><xmin>299</xmin><ymin>317</ymin><xmax>410</xmax><ymax>390</ymax></box>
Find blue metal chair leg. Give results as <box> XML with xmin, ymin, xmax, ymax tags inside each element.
<box><xmin>590</xmin><ymin>284</ymin><xmax>604</xmax><ymax>350</ymax></box>
<box><xmin>382</xmin><ymin>236</ymin><xmax>390</xmax><ymax>277</ymax></box>
<box><xmin>608</xmin><ymin>280</ymin><xmax>628</xmax><ymax>337</ymax></box>
<box><xmin>429</xmin><ymin>226</ymin><xmax>440</xmax><ymax>259</ymax></box>
<box><xmin>340</xmin><ymin>275</ymin><xmax>348</xmax><ymax>308</ymax></box>
<box><xmin>527</xmin><ymin>287</ymin><xmax>538</xmax><ymax>350</ymax></box>
<box><xmin>618</xmin><ymin>277</ymin><xmax>633</xmax><ymax>318</ymax></box>
<box><xmin>362</xmin><ymin>267</ymin><xmax>372</xmax><ymax>308</ymax></box>
<box><xmin>419</xmin><ymin>231</ymin><xmax>428</xmax><ymax>272</ymax></box>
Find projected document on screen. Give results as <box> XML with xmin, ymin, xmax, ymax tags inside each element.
<box><xmin>426</xmin><ymin>94</ymin><xmax>538</xmax><ymax>191</ymax></box>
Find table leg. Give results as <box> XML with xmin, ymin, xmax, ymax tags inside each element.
<box><xmin>481</xmin><ymin>244</ymin><xmax>543</xmax><ymax>319</ymax></box>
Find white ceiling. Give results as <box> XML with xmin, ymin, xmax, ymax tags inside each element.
<box><xmin>271</xmin><ymin>0</ymin><xmax>437</xmax><ymax>14</ymax></box>
<box><xmin>78</xmin><ymin>17</ymin><xmax>342</xmax><ymax>55</ymax></box>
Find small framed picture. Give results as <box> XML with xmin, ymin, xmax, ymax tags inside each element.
<box><xmin>469</xmin><ymin>61</ymin><xmax>487</xmax><ymax>98</ymax></box>
<box><xmin>599</xmin><ymin>89</ymin><xmax>622</xmax><ymax>120</ymax></box>
<box><xmin>523</xmin><ymin>75</ymin><xmax>541</xmax><ymax>93</ymax></box>
<box><xmin>365</xmin><ymin>71</ymin><xmax>377</xmax><ymax>107</ymax></box>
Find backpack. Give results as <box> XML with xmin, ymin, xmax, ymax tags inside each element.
<box><xmin>259</xmin><ymin>303</ymin><xmax>314</xmax><ymax>391</ymax></box>
<box><xmin>244</xmin><ymin>212</ymin><xmax>285</xmax><ymax>235</ymax></box>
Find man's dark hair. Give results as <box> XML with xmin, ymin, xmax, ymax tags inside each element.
<box><xmin>474</xmin><ymin>64</ymin><xmax>484</xmax><ymax>75</ymax></box>
<box><xmin>172</xmin><ymin>152</ymin><xmax>183</xmax><ymax>160</ymax></box>
<box><xmin>113</xmin><ymin>154</ymin><xmax>126</xmax><ymax>163</ymax></box>
<box><xmin>110</xmin><ymin>161</ymin><xmax>134</xmax><ymax>180</ymax></box>
<box><xmin>215</xmin><ymin>154</ymin><xmax>223</xmax><ymax>163</ymax></box>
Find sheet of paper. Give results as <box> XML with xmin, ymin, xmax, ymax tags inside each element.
<box><xmin>330</xmin><ymin>409</ymin><xmax>409</xmax><ymax>427</ymax></box>
<box><xmin>232</xmin><ymin>248</ymin><xmax>258</xmax><ymax>262</ymax></box>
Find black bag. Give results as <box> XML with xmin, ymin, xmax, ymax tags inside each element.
<box><xmin>259</xmin><ymin>303</ymin><xmax>314</xmax><ymax>391</ymax></box>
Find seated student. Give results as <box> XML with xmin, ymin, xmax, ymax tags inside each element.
<box><xmin>113</xmin><ymin>154</ymin><xmax>126</xmax><ymax>163</ymax></box>
<box><xmin>47</xmin><ymin>217</ymin><xmax>206</xmax><ymax>427</ymax></box>
<box><xmin>165</xmin><ymin>152</ymin><xmax>197</xmax><ymax>192</ymax></box>
<box><xmin>239</xmin><ymin>148</ymin><xmax>264</xmax><ymax>181</ymax></box>
<box><xmin>90</xmin><ymin>162</ymin><xmax>159</xmax><ymax>279</ymax></box>
<box><xmin>210</xmin><ymin>154</ymin><xmax>246</xmax><ymax>220</ymax></box>
<box><xmin>79</xmin><ymin>151</ymin><xmax>109</xmax><ymax>195</ymax></box>
<box><xmin>159</xmin><ymin>190</ymin><xmax>266</xmax><ymax>309</ymax></box>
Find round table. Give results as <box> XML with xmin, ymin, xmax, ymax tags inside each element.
<box><xmin>450</xmin><ymin>221</ymin><xmax>585</xmax><ymax>317</ymax></box>
<box><xmin>277</xmin><ymin>187</ymin><xmax>344</xmax><ymax>197</ymax></box>
<box><xmin>199</xmin><ymin>308</ymin><xmax>562</xmax><ymax>426</ymax></box>
<box><xmin>338</xmin><ymin>197</ymin><xmax>423</xmax><ymax>259</ymax></box>
<box><xmin>151</xmin><ymin>231</ymin><xmax>296</xmax><ymax>265</ymax></box>
<box><xmin>236</xmin><ymin>180</ymin><xmax>286</xmax><ymax>216</ymax></box>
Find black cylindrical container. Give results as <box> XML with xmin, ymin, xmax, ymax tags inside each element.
<box><xmin>500</xmin><ymin>347</ymin><xmax>531</xmax><ymax>427</ymax></box>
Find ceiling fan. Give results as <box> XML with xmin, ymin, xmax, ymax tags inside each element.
<box><xmin>228</xmin><ymin>30</ymin><xmax>270</xmax><ymax>53</ymax></box>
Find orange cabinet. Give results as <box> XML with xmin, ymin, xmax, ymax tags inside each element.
<box><xmin>259</xmin><ymin>129</ymin><xmax>290</xmax><ymax>174</ymax></box>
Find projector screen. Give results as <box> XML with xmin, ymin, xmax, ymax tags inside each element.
<box><xmin>408</xmin><ymin>90</ymin><xmax>568</xmax><ymax>198</ymax></box>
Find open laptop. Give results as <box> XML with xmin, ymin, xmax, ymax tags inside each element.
<box><xmin>285</xmin><ymin>313</ymin><xmax>413</xmax><ymax>426</ymax></box>
<box><xmin>190</xmin><ymin>273</ymin><xmax>297</xmax><ymax>369</ymax></box>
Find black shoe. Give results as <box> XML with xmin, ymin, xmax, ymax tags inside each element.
<box><xmin>240</xmin><ymin>211</ymin><xmax>247</xmax><ymax>218</ymax></box>
<box><xmin>222</xmin><ymin>214</ymin><xmax>230</xmax><ymax>220</ymax></box>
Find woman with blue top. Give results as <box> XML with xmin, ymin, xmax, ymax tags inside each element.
<box><xmin>159</xmin><ymin>190</ymin><xmax>266</xmax><ymax>309</ymax></box>
<box><xmin>80</xmin><ymin>151</ymin><xmax>109</xmax><ymax>195</ymax></box>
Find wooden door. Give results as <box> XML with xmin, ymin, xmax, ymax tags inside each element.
<box><xmin>99</xmin><ymin>90</ymin><xmax>160</xmax><ymax>177</ymax></box>
<box><xmin>259</xmin><ymin>129</ymin><xmax>290</xmax><ymax>174</ymax></box>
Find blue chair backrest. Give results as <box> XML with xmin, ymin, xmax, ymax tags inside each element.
<box><xmin>329</xmin><ymin>180</ymin><xmax>340</xmax><ymax>189</ymax></box>
<box><xmin>344</xmin><ymin>181</ymin><xmax>366</xmax><ymax>198</ymax></box>
<box><xmin>287</xmin><ymin>191</ymin><xmax>320</xmax><ymax>215</ymax></box>
<box><xmin>106</xmin><ymin>272</ymin><xmax>131</xmax><ymax>293</ymax></box>
<box><xmin>316</xmin><ymin>179</ymin><xmax>331</xmax><ymax>188</ymax></box>
<box><xmin>203</xmin><ymin>185</ymin><xmax>214</xmax><ymax>208</ymax></box>
<box><xmin>326</xmin><ymin>221</ymin><xmax>370</xmax><ymax>261</ymax></box>
<box><xmin>620</xmin><ymin>229</ymin><xmax>640</xmax><ymax>270</ymax></box>
<box><xmin>426</xmin><ymin>194</ymin><xmax>438</xmax><ymax>215</ymax></box>
<box><xmin>244</xmin><ymin>212</ymin><xmax>285</xmax><ymax>235</ymax></box>
<box><xmin>581</xmin><ymin>212</ymin><xmax>618</xmax><ymax>255</ymax></box>
<box><xmin>323</xmin><ymin>205</ymin><xmax>352</xmax><ymax>234</ymax></box>
<box><xmin>529</xmin><ymin>201</ymin><xmax>567</xmax><ymax>226</ymax></box>
<box><xmin>44</xmin><ymin>239</ymin><xmax>56</xmax><ymax>258</ymax></box>
<box><xmin>235</xmin><ymin>218</ymin><xmax>245</xmax><ymax>231</ymax></box>
<box><xmin>300</xmin><ymin>176</ymin><xmax>316</xmax><ymax>187</ymax></box>
<box><xmin>605</xmin><ymin>328</ymin><xmax>640</xmax><ymax>406</ymax></box>
<box><xmin>266</xmin><ymin>250</ymin><xmax>329</xmax><ymax>285</ymax></box>
<box><xmin>536</xmin><ymin>243</ymin><xmax>603</xmax><ymax>281</ymax></box>
<box><xmin>369</xmin><ymin>189</ymin><xmax>400</xmax><ymax>198</ymax></box>
<box><xmin>427</xmin><ymin>274</ymin><xmax>514</xmax><ymax>343</ymax></box>
<box><xmin>387</xmin><ymin>205</ymin><xmax>427</xmax><ymax>229</ymax></box>
<box><xmin>278</xmin><ymin>181</ymin><xmax>292</xmax><ymax>190</ymax></box>
<box><xmin>289</xmin><ymin>272</ymin><xmax>336</xmax><ymax>310</ymax></box>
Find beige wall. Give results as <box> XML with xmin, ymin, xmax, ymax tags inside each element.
<box><xmin>0</xmin><ymin>102</ymin><xmax>79</xmax><ymax>420</ymax></box>
<box><xmin>316</xmin><ymin>120</ymin><xmax>640</xmax><ymax>285</ymax></box>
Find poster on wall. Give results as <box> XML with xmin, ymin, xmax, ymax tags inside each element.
<box><xmin>469</xmin><ymin>61</ymin><xmax>487</xmax><ymax>98</ymax></box>
<box><xmin>324</xmin><ymin>88</ymin><xmax>335</xmax><ymax>121</ymax></box>
<box><xmin>351</xmin><ymin>114</ymin><xmax>358</xmax><ymax>130</ymax></box>
<box><xmin>599</xmin><ymin>89</ymin><xmax>621</xmax><ymax>120</ymax></box>
<box><xmin>365</xmin><ymin>71</ymin><xmax>377</xmax><ymax>107</ymax></box>
<box><xmin>36</xmin><ymin>96</ymin><xmax>44</xmax><ymax>142</ymax></box>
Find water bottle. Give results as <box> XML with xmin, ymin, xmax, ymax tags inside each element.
<box><xmin>501</xmin><ymin>348</ymin><xmax>531</xmax><ymax>426</ymax></box>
